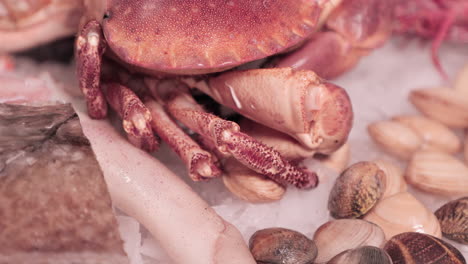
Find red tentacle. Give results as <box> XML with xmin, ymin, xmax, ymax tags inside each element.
<box><xmin>431</xmin><ymin>9</ymin><xmax>456</xmax><ymax>80</ymax></box>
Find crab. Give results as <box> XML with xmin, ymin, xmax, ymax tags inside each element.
<box><xmin>75</xmin><ymin>0</ymin><xmax>394</xmax><ymax>190</ymax></box>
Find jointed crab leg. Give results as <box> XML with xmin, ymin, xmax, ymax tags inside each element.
<box><xmin>164</xmin><ymin>88</ymin><xmax>318</xmax><ymax>189</ymax></box>
<box><xmin>273</xmin><ymin>0</ymin><xmax>393</xmax><ymax>79</ymax></box>
<box><xmin>183</xmin><ymin>68</ymin><xmax>353</xmax><ymax>154</ymax></box>
<box><xmin>144</xmin><ymin>96</ymin><xmax>221</xmax><ymax>181</ymax></box>
<box><xmin>102</xmin><ymin>82</ymin><xmax>159</xmax><ymax>152</ymax></box>
<box><xmin>76</xmin><ymin>20</ymin><xmax>107</xmax><ymax>119</ymax></box>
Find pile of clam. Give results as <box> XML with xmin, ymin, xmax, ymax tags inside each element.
<box><xmin>246</xmin><ymin>63</ymin><xmax>468</xmax><ymax>263</ymax></box>
<box><xmin>368</xmin><ymin>63</ymin><xmax>468</xmax><ymax>197</ymax></box>
<box><xmin>247</xmin><ymin>160</ymin><xmax>467</xmax><ymax>263</ymax></box>
<box><xmin>366</xmin><ymin>62</ymin><xmax>468</xmax><ymax>243</ymax></box>
<box><xmin>248</xmin><ymin>225</ymin><xmax>465</xmax><ymax>264</ymax></box>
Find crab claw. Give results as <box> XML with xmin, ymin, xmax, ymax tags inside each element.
<box><xmin>183</xmin><ymin>68</ymin><xmax>353</xmax><ymax>154</ymax></box>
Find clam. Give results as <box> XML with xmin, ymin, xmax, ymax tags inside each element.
<box><xmin>249</xmin><ymin>227</ymin><xmax>317</xmax><ymax>264</ymax></box>
<box><xmin>465</xmin><ymin>132</ymin><xmax>468</xmax><ymax>165</ymax></box>
<box><xmin>312</xmin><ymin>219</ymin><xmax>385</xmax><ymax>263</ymax></box>
<box><xmin>435</xmin><ymin>197</ymin><xmax>468</xmax><ymax>245</ymax></box>
<box><xmin>374</xmin><ymin>159</ymin><xmax>407</xmax><ymax>199</ymax></box>
<box><xmin>455</xmin><ymin>63</ymin><xmax>468</xmax><ymax>97</ymax></box>
<box><xmin>384</xmin><ymin>232</ymin><xmax>466</xmax><ymax>264</ymax></box>
<box><xmin>314</xmin><ymin>143</ymin><xmax>350</xmax><ymax>174</ymax></box>
<box><xmin>328</xmin><ymin>161</ymin><xmax>385</xmax><ymax>219</ymax></box>
<box><xmin>223</xmin><ymin>158</ymin><xmax>286</xmax><ymax>203</ymax></box>
<box><xmin>327</xmin><ymin>246</ymin><xmax>392</xmax><ymax>264</ymax></box>
<box><xmin>406</xmin><ymin>150</ymin><xmax>468</xmax><ymax>196</ymax></box>
<box><xmin>393</xmin><ymin>115</ymin><xmax>461</xmax><ymax>154</ymax></box>
<box><xmin>368</xmin><ymin>120</ymin><xmax>423</xmax><ymax>160</ymax></box>
<box><xmin>409</xmin><ymin>87</ymin><xmax>468</xmax><ymax>128</ymax></box>
<box><xmin>364</xmin><ymin>192</ymin><xmax>441</xmax><ymax>239</ymax></box>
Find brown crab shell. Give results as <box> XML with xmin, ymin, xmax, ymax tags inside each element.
<box><xmin>88</xmin><ymin>0</ymin><xmax>323</xmax><ymax>74</ymax></box>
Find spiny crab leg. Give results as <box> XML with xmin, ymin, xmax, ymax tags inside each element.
<box><xmin>144</xmin><ymin>96</ymin><xmax>221</xmax><ymax>181</ymax></box>
<box><xmin>183</xmin><ymin>68</ymin><xmax>353</xmax><ymax>154</ymax></box>
<box><xmin>75</xmin><ymin>20</ymin><xmax>107</xmax><ymax>119</ymax></box>
<box><xmin>102</xmin><ymin>82</ymin><xmax>159</xmax><ymax>152</ymax></box>
<box><xmin>164</xmin><ymin>87</ymin><xmax>318</xmax><ymax>189</ymax></box>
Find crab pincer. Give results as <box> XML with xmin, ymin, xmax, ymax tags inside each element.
<box><xmin>183</xmin><ymin>68</ymin><xmax>353</xmax><ymax>155</ymax></box>
<box><xmin>164</xmin><ymin>87</ymin><xmax>318</xmax><ymax>189</ymax></box>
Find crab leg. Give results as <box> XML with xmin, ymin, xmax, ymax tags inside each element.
<box><xmin>144</xmin><ymin>96</ymin><xmax>221</xmax><ymax>181</ymax></box>
<box><xmin>75</xmin><ymin>20</ymin><xmax>107</xmax><ymax>119</ymax></box>
<box><xmin>164</xmin><ymin>88</ymin><xmax>318</xmax><ymax>189</ymax></box>
<box><xmin>273</xmin><ymin>32</ymin><xmax>369</xmax><ymax>79</ymax></box>
<box><xmin>183</xmin><ymin>68</ymin><xmax>353</xmax><ymax>154</ymax></box>
<box><xmin>102</xmin><ymin>82</ymin><xmax>159</xmax><ymax>152</ymax></box>
<box><xmin>272</xmin><ymin>0</ymin><xmax>393</xmax><ymax>79</ymax></box>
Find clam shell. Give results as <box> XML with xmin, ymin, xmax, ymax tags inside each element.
<box><xmin>393</xmin><ymin>115</ymin><xmax>461</xmax><ymax>154</ymax></box>
<box><xmin>327</xmin><ymin>246</ymin><xmax>392</xmax><ymax>264</ymax></box>
<box><xmin>455</xmin><ymin>63</ymin><xmax>468</xmax><ymax>97</ymax></box>
<box><xmin>406</xmin><ymin>150</ymin><xmax>468</xmax><ymax>196</ymax></box>
<box><xmin>368</xmin><ymin>120</ymin><xmax>422</xmax><ymax>160</ymax></box>
<box><xmin>384</xmin><ymin>232</ymin><xmax>466</xmax><ymax>264</ymax></box>
<box><xmin>312</xmin><ymin>219</ymin><xmax>385</xmax><ymax>263</ymax></box>
<box><xmin>364</xmin><ymin>192</ymin><xmax>441</xmax><ymax>239</ymax></box>
<box><xmin>435</xmin><ymin>197</ymin><xmax>468</xmax><ymax>245</ymax></box>
<box><xmin>409</xmin><ymin>87</ymin><xmax>468</xmax><ymax>128</ymax></box>
<box><xmin>465</xmin><ymin>132</ymin><xmax>468</xmax><ymax>165</ymax></box>
<box><xmin>374</xmin><ymin>159</ymin><xmax>407</xmax><ymax>199</ymax></box>
<box><xmin>223</xmin><ymin>158</ymin><xmax>286</xmax><ymax>203</ymax></box>
<box><xmin>328</xmin><ymin>161</ymin><xmax>384</xmax><ymax>219</ymax></box>
<box><xmin>315</xmin><ymin>143</ymin><xmax>350</xmax><ymax>174</ymax></box>
<box><xmin>249</xmin><ymin>227</ymin><xmax>317</xmax><ymax>264</ymax></box>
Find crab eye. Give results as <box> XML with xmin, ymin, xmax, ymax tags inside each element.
<box><xmin>103</xmin><ymin>11</ymin><xmax>110</xmax><ymax>20</ymax></box>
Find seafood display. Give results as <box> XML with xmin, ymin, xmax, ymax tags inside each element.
<box><xmin>1</xmin><ymin>0</ymin><xmax>468</xmax><ymax>263</ymax></box>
